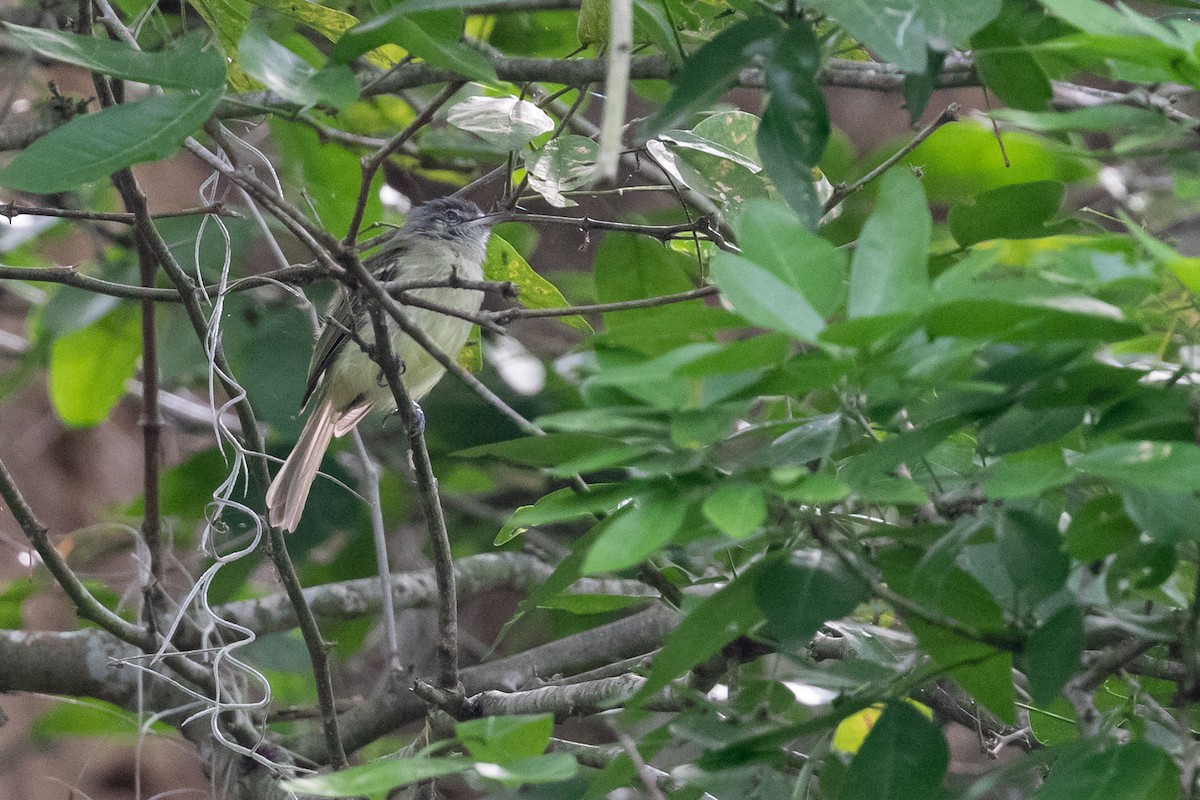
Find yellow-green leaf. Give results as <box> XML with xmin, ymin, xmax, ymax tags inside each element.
<box><xmin>457</xmin><ymin>325</ymin><xmax>483</xmax><ymax>373</ymax></box>
<box><xmin>485</xmin><ymin>235</ymin><xmax>592</xmax><ymax>333</ymax></box>
<box><xmin>190</xmin><ymin>0</ymin><xmax>254</xmax><ymax>91</ymax></box>
<box><xmin>251</xmin><ymin>0</ymin><xmax>396</xmax><ymax>68</ymax></box>
<box><xmin>49</xmin><ymin>306</ymin><xmax>142</xmax><ymax>428</ymax></box>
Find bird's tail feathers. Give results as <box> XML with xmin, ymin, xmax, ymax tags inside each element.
<box><xmin>265</xmin><ymin>397</ymin><xmax>338</xmax><ymax>533</ymax></box>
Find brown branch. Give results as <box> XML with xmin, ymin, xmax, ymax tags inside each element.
<box><xmin>364</xmin><ymin>305</ymin><xmax>462</xmax><ymax>693</ymax></box>
<box><xmin>0</xmin><ymin>201</ymin><xmax>240</xmax><ymax>224</ymax></box>
<box><xmin>201</xmin><ymin>552</ymin><xmax>652</xmax><ymax>643</ymax></box>
<box><xmin>0</xmin><ymin>454</ymin><xmax>151</xmax><ymax>648</ymax></box>
<box><xmin>290</xmin><ymin>603</ymin><xmax>680</xmax><ymax>762</ymax></box>
<box><xmin>129</xmin><ymin>180</ymin><xmax>349</xmax><ymax>769</ymax></box>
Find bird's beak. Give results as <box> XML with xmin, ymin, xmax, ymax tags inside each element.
<box><xmin>476</xmin><ymin>210</ymin><xmax>514</xmax><ymax>225</ymax></box>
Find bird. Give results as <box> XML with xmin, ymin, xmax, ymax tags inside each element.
<box><xmin>265</xmin><ymin>196</ymin><xmax>494</xmax><ymax>532</ymax></box>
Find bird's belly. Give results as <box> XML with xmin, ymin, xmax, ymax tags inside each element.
<box><xmin>324</xmin><ymin>288</ymin><xmax>481</xmax><ymax>413</ymax></box>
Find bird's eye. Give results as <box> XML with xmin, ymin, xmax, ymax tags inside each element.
<box><xmin>444</xmin><ymin>209</ymin><xmax>461</xmax><ymax>223</ymax></box>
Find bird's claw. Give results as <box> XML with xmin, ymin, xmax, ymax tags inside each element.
<box><xmin>409</xmin><ymin>401</ymin><xmax>426</xmax><ymax>438</ymax></box>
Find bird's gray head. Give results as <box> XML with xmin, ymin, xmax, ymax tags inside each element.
<box><xmin>404</xmin><ymin>197</ymin><xmax>492</xmax><ymax>244</ymax></box>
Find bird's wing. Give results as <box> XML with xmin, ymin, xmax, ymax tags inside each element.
<box><xmin>300</xmin><ymin>237</ymin><xmax>410</xmax><ymax>409</ymax></box>
<box><xmin>300</xmin><ymin>288</ymin><xmax>354</xmax><ymax>409</ymax></box>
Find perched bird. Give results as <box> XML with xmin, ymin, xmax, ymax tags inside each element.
<box><xmin>266</xmin><ymin>197</ymin><xmax>493</xmax><ymax>532</ymax></box>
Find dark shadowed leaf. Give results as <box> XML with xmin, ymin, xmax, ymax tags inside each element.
<box><xmin>840</xmin><ymin>701</ymin><xmax>949</xmax><ymax>800</ymax></box>
<box><xmin>1023</xmin><ymin>604</ymin><xmax>1083</xmax><ymax>705</ymax></box>
<box><xmin>636</xmin><ymin>566</ymin><xmax>765</xmax><ymax>700</ymax></box>
<box><xmin>649</xmin><ymin>14</ymin><xmax>781</xmax><ymax>132</ymax></box>
<box><xmin>753</xmin><ymin>550</ymin><xmax>870</xmax><ymax>645</ymax></box>
<box><xmin>1036</xmin><ymin>741</ymin><xmax>1179</xmax><ymax>800</ymax></box>
<box><xmin>949</xmin><ymin>181</ymin><xmax>1064</xmax><ymax>246</ymax></box>
<box><xmin>0</xmin><ymin>91</ymin><xmax>221</xmax><ymax>193</ymax></box>
<box><xmin>4</xmin><ymin>25</ymin><xmax>224</xmax><ymax>89</ymax></box>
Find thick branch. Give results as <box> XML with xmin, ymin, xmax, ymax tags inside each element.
<box><xmin>291</xmin><ymin>602</ymin><xmax>680</xmax><ymax>762</ymax></box>
<box><xmin>200</xmin><ymin>551</ymin><xmax>652</xmax><ymax>644</ymax></box>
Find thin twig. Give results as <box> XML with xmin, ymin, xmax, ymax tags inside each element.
<box><xmin>488</xmin><ymin>285</ymin><xmax>717</xmax><ymax>323</ymax></box>
<box><xmin>130</xmin><ymin>179</ymin><xmax>349</xmax><ymax>769</ymax></box>
<box><xmin>351</xmin><ymin>432</ymin><xmax>401</xmax><ymax>667</ymax></box>
<box><xmin>0</xmin><ymin>201</ymin><xmax>239</xmax><ymax>224</ymax></box>
<box><xmin>823</xmin><ymin>103</ymin><xmax>960</xmax><ymax>214</ymax></box>
<box><xmin>344</xmin><ymin>82</ymin><xmax>464</xmax><ymax>247</ymax></box>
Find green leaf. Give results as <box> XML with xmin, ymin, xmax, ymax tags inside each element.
<box><xmin>755</xmin><ymin>21</ymin><xmax>829</xmax><ymax>222</ymax></box>
<box><xmin>271</xmin><ymin>117</ymin><xmax>382</xmax><ymax>238</ymax></box>
<box><xmin>332</xmin><ymin>8</ymin><xmax>497</xmax><ymax>83</ymax></box>
<box><xmin>1036</xmin><ymin>741</ymin><xmax>1179</xmax><ymax>800</ymax></box>
<box><xmin>997</xmin><ymin>510</ymin><xmax>1070</xmax><ymax>607</ymax></box>
<box><xmin>4</xmin><ymin>25</ymin><xmax>224</xmax><ymax>90</ymax></box>
<box><xmin>49</xmin><ymin>306</ymin><xmax>141</xmax><ymax>428</ymax></box>
<box><xmin>190</xmin><ymin>0</ymin><xmax>253</xmax><ymax>90</ymax></box>
<box><xmin>1123</xmin><ymin>489</ymin><xmax>1200</xmax><ymax>544</ymax></box>
<box><xmin>880</xmin><ymin>548</ymin><xmax>1016</xmax><ymax>723</ymax></box>
<box><xmin>1073</xmin><ymin>441</ymin><xmax>1200</xmax><ymax>492</ymax></box>
<box><xmin>283</xmin><ymin>757</ymin><xmax>472</xmax><ymax>796</ymax></box>
<box><xmin>702</xmin><ymin>483</ymin><xmax>767</xmax><ymax>539</ymax></box>
<box><xmin>496</xmin><ymin>483</ymin><xmax>631</xmax><ymax>545</ymax></box>
<box><xmin>753</xmin><ymin>550</ymin><xmax>869</xmax><ymax>645</ymax></box>
<box><xmin>538</xmin><ymin>593</ymin><xmax>650</xmax><ymax>614</ymax></box>
<box><xmin>33</xmin><ymin>699</ymin><xmax>171</xmax><ymax>742</ymax></box>
<box><xmin>0</xmin><ymin>581</ymin><xmax>35</xmax><ymax>628</ymax></box>
<box><xmin>992</xmin><ymin>104</ymin><xmax>1172</xmax><ymax>133</ymax></box>
<box><xmin>251</xmin><ymin>0</ymin><xmax>363</xmax><ymax>44</ymax></box>
<box><xmin>457</xmin><ymin>714</ymin><xmax>553</xmax><ymax>762</ymax></box>
<box><xmin>733</xmin><ymin>199</ymin><xmax>848</xmax><ymax>315</ymax></box>
<box><xmin>659</xmin><ymin>110</ymin><xmax>772</xmax><ymax>210</ymax></box>
<box><xmin>582</xmin><ymin>491</ymin><xmax>688</xmax><ymax>574</ymax></box>
<box><xmin>457</xmin><ymin>432</ymin><xmax>626</xmax><ymax>466</ymax></box>
<box><xmin>760</xmin><ymin>21</ymin><xmax>828</xmax><ymax>167</ymax></box>
<box><xmin>847</xmin><ymin>168</ymin><xmax>931</xmax><ymax>318</ymax></box>
<box><xmin>1065</xmin><ymin>494</ymin><xmax>1138</xmax><ymax>559</ymax></box>
<box><xmin>710</xmin><ymin>251</ymin><xmax>826</xmax><ymax>341</ymax></box>
<box><xmin>1023</xmin><ymin>604</ymin><xmax>1083</xmax><ymax>705</ymax></box>
<box><xmin>949</xmin><ymin>181</ymin><xmax>1065</xmax><ymax>247</ymax></box>
<box><xmin>238</xmin><ymin>23</ymin><xmax>358</xmax><ymax>110</ymax></box>
<box><xmin>756</xmin><ymin>100</ymin><xmax>821</xmax><ymax>227</ymax></box>
<box><xmin>0</xmin><ymin>91</ymin><xmax>221</xmax><ymax>193</ymax></box>
<box><xmin>839</xmin><ymin>701</ymin><xmax>949</xmax><ymax>800</ymax></box>
<box><xmin>485</xmin><ymin>235</ymin><xmax>591</xmax><ymax>333</ymax></box>
<box><xmin>636</xmin><ymin>567</ymin><xmax>765</xmax><ymax>701</ymax></box>
<box><xmin>474</xmin><ymin>754</ymin><xmax>580</xmax><ymax>787</ymax></box>
<box><xmin>903</xmin><ymin>120</ymin><xmax>1096</xmax><ymax>204</ymax></box>
<box><xmin>972</xmin><ymin>2</ymin><xmax>1053</xmax><ymax>111</ymax></box>
<box><xmin>525</xmin><ymin>135</ymin><xmax>598</xmax><ymax>207</ymax></box>
<box><xmin>649</xmin><ymin>14</ymin><xmax>782</xmax><ymax>132</ymax></box>
<box><xmin>593</xmin><ymin>233</ymin><xmax>708</xmax><ymax>355</ymax></box>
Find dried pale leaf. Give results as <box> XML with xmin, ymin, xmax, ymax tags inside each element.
<box><xmin>446</xmin><ymin>96</ymin><xmax>554</xmax><ymax>151</ymax></box>
<box><xmin>525</xmin><ymin>135</ymin><xmax>598</xmax><ymax>208</ymax></box>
